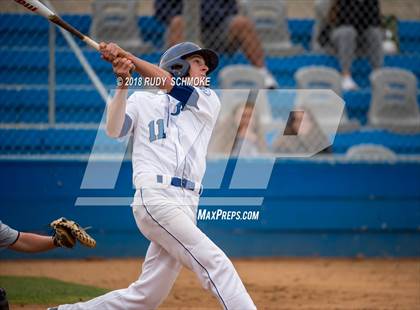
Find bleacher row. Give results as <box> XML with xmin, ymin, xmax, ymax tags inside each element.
<box><xmin>2</xmin><ymin>50</ymin><xmax>420</xmax><ymax>89</ymax></box>
<box><xmin>1</xmin><ymin>14</ymin><xmax>420</xmax><ymax>156</ymax></box>
<box><xmin>1</xmin><ymin>85</ymin><xmax>420</xmax><ymax>125</ymax></box>
<box><xmin>2</xmin><ymin>14</ymin><xmax>420</xmax><ymax>53</ymax></box>
<box><xmin>1</xmin><ymin>14</ymin><xmax>420</xmax><ymax>88</ymax></box>
<box><xmin>0</xmin><ymin>89</ymin><xmax>104</xmax><ymax>123</ymax></box>
<box><xmin>0</xmin><ymin>128</ymin><xmax>419</xmax><ymax>155</ymax></box>
<box><xmin>1</xmin><ymin>15</ymin><xmax>420</xmax><ymax>88</ymax></box>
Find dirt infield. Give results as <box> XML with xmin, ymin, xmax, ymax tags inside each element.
<box><xmin>1</xmin><ymin>258</ymin><xmax>419</xmax><ymax>309</ymax></box>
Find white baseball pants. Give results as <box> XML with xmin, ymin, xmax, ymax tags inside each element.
<box><xmin>57</xmin><ymin>185</ymin><xmax>256</xmax><ymax>310</ymax></box>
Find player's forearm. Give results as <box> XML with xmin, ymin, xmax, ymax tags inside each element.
<box><xmin>106</xmin><ymin>87</ymin><xmax>128</xmax><ymax>138</ymax></box>
<box><xmin>126</xmin><ymin>53</ymin><xmax>173</xmax><ymax>92</ymax></box>
<box><xmin>9</xmin><ymin>232</ymin><xmax>55</xmax><ymax>253</ymax></box>
<box><xmin>100</xmin><ymin>43</ymin><xmax>172</xmax><ymax>91</ymax></box>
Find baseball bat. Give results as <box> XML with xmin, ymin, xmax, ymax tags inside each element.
<box><xmin>13</xmin><ymin>0</ymin><xmax>99</xmax><ymax>50</ymax></box>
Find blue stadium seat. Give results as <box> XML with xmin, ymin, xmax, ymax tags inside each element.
<box><xmin>55</xmin><ymin>89</ymin><xmax>104</xmax><ymax>108</ymax></box>
<box><xmin>0</xmin><ymin>50</ymin><xmax>49</xmax><ymax>85</ymax></box>
<box><xmin>0</xmin><ymin>14</ymin><xmax>90</xmax><ymax>49</ymax></box>
<box><xmin>0</xmin><ymin>89</ymin><xmax>48</xmax><ymax>123</ymax></box>
<box><xmin>0</xmin><ymin>14</ymin><xmax>49</xmax><ymax>32</ymax></box>
<box><xmin>0</xmin><ymin>14</ymin><xmax>49</xmax><ymax>48</ymax></box>
<box><xmin>55</xmin><ymin>89</ymin><xmax>105</xmax><ymax>123</ymax></box>
<box><xmin>288</xmin><ymin>19</ymin><xmax>313</xmax><ymax>50</ymax></box>
<box><xmin>0</xmin><ymin>50</ymin><xmax>48</xmax><ymax>68</ymax></box>
<box><xmin>0</xmin><ymin>129</ymin><xmax>43</xmax><ymax>154</ymax></box>
<box><xmin>0</xmin><ymin>89</ymin><xmax>47</xmax><ymax>107</ymax></box>
<box><xmin>0</xmin><ymin>89</ymin><xmax>107</xmax><ymax>123</ymax></box>
<box><xmin>343</xmin><ymin>90</ymin><xmax>371</xmax><ymax>125</ymax></box>
<box><xmin>42</xmin><ymin>129</ymin><xmax>96</xmax><ymax>154</ymax></box>
<box><xmin>138</xmin><ymin>16</ymin><xmax>165</xmax><ymax>49</ymax></box>
<box><xmin>398</xmin><ymin>21</ymin><xmax>420</xmax><ymax>53</ymax></box>
<box><xmin>0</xmin><ymin>129</ymin><xmax>99</xmax><ymax>154</ymax></box>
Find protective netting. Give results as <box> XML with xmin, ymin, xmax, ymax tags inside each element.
<box><xmin>0</xmin><ymin>0</ymin><xmax>419</xmax><ymax>158</ymax></box>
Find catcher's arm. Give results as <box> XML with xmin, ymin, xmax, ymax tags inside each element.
<box><xmin>9</xmin><ymin>233</ymin><xmax>56</xmax><ymax>253</ymax></box>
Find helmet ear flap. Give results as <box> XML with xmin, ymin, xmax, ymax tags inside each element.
<box><xmin>164</xmin><ymin>58</ymin><xmax>190</xmax><ymax>78</ymax></box>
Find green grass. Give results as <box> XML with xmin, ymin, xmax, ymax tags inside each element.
<box><xmin>0</xmin><ymin>275</ymin><xmax>109</xmax><ymax>305</ymax></box>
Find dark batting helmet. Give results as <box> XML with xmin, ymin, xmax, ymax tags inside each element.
<box><xmin>159</xmin><ymin>42</ymin><xmax>219</xmax><ymax>78</ymax></box>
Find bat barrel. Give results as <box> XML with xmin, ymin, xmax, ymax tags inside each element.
<box><xmin>15</xmin><ymin>0</ymin><xmax>100</xmax><ymax>51</ymax></box>
<box><xmin>14</xmin><ymin>0</ymin><xmax>55</xmax><ymax>18</ymax></box>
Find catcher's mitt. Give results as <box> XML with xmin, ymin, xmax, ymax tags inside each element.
<box><xmin>51</xmin><ymin>217</ymin><xmax>96</xmax><ymax>248</ymax></box>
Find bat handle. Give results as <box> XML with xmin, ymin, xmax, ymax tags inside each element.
<box><xmin>83</xmin><ymin>37</ymin><xmax>100</xmax><ymax>51</ymax></box>
<box><xmin>84</xmin><ymin>37</ymin><xmax>136</xmax><ymax>73</ymax></box>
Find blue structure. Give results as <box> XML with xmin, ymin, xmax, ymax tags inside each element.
<box><xmin>0</xmin><ymin>159</ymin><xmax>419</xmax><ymax>258</ymax></box>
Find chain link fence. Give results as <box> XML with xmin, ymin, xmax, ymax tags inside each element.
<box><xmin>0</xmin><ymin>0</ymin><xmax>419</xmax><ymax>158</ymax></box>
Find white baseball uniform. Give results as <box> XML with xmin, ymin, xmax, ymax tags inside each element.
<box><xmin>57</xmin><ymin>85</ymin><xmax>256</xmax><ymax>310</ymax></box>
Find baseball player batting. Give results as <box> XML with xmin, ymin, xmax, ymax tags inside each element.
<box><xmin>48</xmin><ymin>42</ymin><xmax>256</xmax><ymax>309</ymax></box>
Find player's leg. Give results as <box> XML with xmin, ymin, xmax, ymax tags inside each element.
<box><xmin>124</xmin><ymin>241</ymin><xmax>182</xmax><ymax>308</ymax></box>
<box><xmin>166</xmin><ymin>15</ymin><xmax>185</xmax><ymax>47</ymax></box>
<box><xmin>363</xmin><ymin>26</ymin><xmax>384</xmax><ymax>69</ymax></box>
<box><xmin>226</xmin><ymin>15</ymin><xmax>278</xmax><ymax>88</ymax></box>
<box><xmin>56</xmin><ymin>242</ymin><xmax>181</xmax><ymax>309</ymax></box>
<box><xmin>331</xmin><ymin>25</ymin><xmax>358</xmax><ymax>90</ymax></box>
<box><xmin>331</xmin><ymin>25</ymin><xmax>357</xmax><ymax>75</ymax></box>
<box><xmin>228</xmin><ymin>15</ymin><xmax>264</xmax><ymax>67</ymax></box>
<box><xmin>137</xmin><ymin>187</ymin><xmax>256</xmax><ymax>309</ymax></box>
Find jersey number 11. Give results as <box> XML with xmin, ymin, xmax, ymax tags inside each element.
<box><xmin>148</xmin><ymin>119</ymin><xmax>166</xmax><ymax>142</ymax></box>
